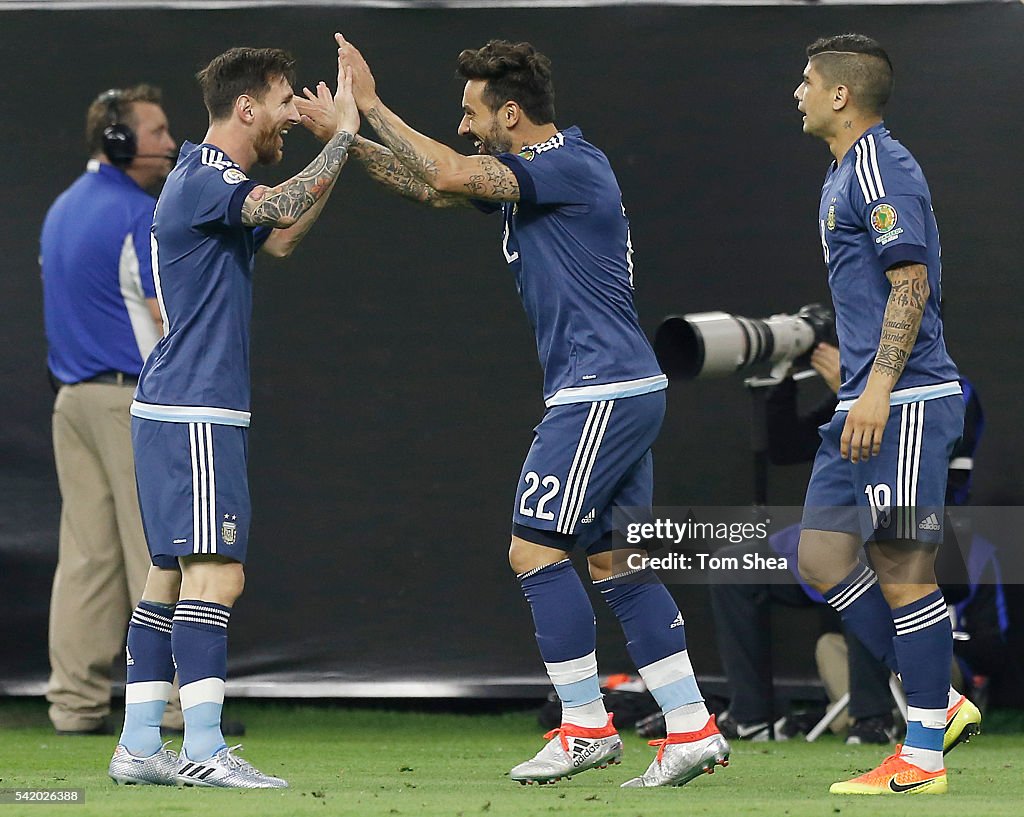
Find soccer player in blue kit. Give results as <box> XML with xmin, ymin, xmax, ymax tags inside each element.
<box><xmin>304</xmin><ymin>35</ymin><xmax>730</xmax><ymax>788</ymax></box>
<box><xmin>794</xmin><ymin>34</ymin><xmax>980</xmax><ymax>794</ymax></box>
<box><xmin>107</xmin><ymin>46</ymin><xmax>359</xmax><ymax>788</ymax></box>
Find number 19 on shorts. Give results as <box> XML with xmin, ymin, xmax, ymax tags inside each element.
<box><xmin>865</xmin><ymin>483</ymin><xmax>892</xmax><ymax>530</ymax></box>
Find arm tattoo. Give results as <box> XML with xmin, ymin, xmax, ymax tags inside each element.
<box><xmin>463</xmin><ymin>158</ymin><xmax>520</xmax><ymax>200</ymax></box>
<box><xmin>364</xmin><ymin>106</ymin><xmax>519</xmax><ymax>201</ymax></box>
<box><xmin>242</xmin><ymin>131</ymin><xmax>354</xmax><ymax>228</ymax></box>
<box><xmin>351</xmin><ymin>138</ymin><xmax>467</xmax><ymax>208</ymax></box>
<box><xmin>365</xmin><ymin>106</ymin><xmax>440</xmax><ymax>183</ymax></box>
<box><xmin>872</xmin><ymin>264</ymin><xmax>929</xmax><ymax>381</ymax></box>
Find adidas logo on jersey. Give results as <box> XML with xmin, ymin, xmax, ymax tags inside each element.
<box><xmin>918</xmin><ymin>513</ymin><xmax>941</xmax><ymax>532</ymax></box>
<box><xmin>521</xmin><ymin>132</ymin><xmax>565</xmax><ymax>161</ymax></box>
<box><xmin>580</xmin><ymin>509</ymin><xmax>596</xmax><ymax>524</ymax></box>
<box><xmin>200</xmin><ymin>147</ymin><xmax>235</xmax><ymax>171</ymax></box>
<box><xmin>670</xmin><ymin>612</ymin><xmax>684</xmax><ymax>629</ymax></box>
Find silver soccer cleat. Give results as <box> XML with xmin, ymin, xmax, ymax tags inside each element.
<box><xmin>510</xmin><ymin>721</ymin><xmax>623</xmax><ymax>785</ymax></box>
<box><xmin>176</xmin><ymin>744</ymin><xmax>288</xmax><ymax>788</ymax></box>
<box><xmin>620</xmin><ymin>731</ymin><xmax>731</xmax><ymax>788</ymax></box>
<box><xmin>108</xmin><ymin>741</ymin><xmax>180</xmax><ymax>785</ymax></box>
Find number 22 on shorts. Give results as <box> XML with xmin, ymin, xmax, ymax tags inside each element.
<box><xmin>519</xmin><ymin>472</ymin><xmax>561</xmax><ymax>521</ymax></box>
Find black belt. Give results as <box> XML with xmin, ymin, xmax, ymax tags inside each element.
<box><xmin>80</xmin><ymin>371</ymin><xmax>139</xmax><ymax>386</ymax></box>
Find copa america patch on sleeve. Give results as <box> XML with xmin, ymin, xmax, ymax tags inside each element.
<box><xmin>870</xmin><ymin>203</ymin><xmax>898</xmax><ymax>233</ymax></box>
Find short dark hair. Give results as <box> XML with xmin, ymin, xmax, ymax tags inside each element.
<box><xmin>807</xmin><ymin>34</ymin><xmax>894</xmax><ymax>115</ymax></box>
<box><xmin>196</xmin><ymin>47</ymin><xmax>297</xmax><ymax>121</ymax></box>
<box><xmin>456</xmin><ymin>40</ymin><xmax>555</xmax><ymax>125</ymax></box>
<box><xmin>85</xmin><ymin>84</ymin><xmax>162</xmax><ymax>156</ymax></box>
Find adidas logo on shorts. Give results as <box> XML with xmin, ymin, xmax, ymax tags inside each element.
<box><xmin>918</xmin><ymin>513</ymin><xmax>941</xmax><ymax>532</ymax></box>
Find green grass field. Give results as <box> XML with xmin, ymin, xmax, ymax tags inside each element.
<box><xmin>2</xmin><ymin>699</ymin><xmax>1022</xmax><ymax>817</ymax></box>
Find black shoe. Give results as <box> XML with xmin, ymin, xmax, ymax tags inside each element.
<box><xmin>846</xmin><ymin>713</ymin><xmax>896</xmax><ymax>745</ymax></box>
<box><xmin>162</xmin><ymin>717</ymin><xmax>246</xmax><ymax>737</ymax></box>
<box><xmin>55</xmin><ymin>717</ymin><xmax>114</xmax><ymax>736</ymax></box>
<box><xmin>717</xmin><ymin>711</ymin><xmax>773</xmax><ymax>741</ymax></box>
<box><xmin>634</xmin><ymin>711</ymin><xmax>666</xmax><ymax>738</ymax></box>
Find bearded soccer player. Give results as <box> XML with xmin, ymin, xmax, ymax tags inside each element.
<box><xmin>794</xmin><ymin>34</ymin><xmax>980</xmax><ymax>795</ymax></box>
<box><xmin>107</xmin><ymin>46</ymin><xmax>358</xmax><ymax>788</ymax></box>
<box><xmin>294</xmin><ymin>35</ymin><xmax>729</xmax><ymax>788</ymax></box>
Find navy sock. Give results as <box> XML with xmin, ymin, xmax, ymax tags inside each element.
<box><xmin>893</xmin><ymin>589</ymin><xmax>951</xmax><ymax>756</ymax></box>
<box><xmin>172</xmin><ymin>600</ymin><xmax>230</xmax><ymax>761</ymax></box>
<box><xmin>519</xmin><ymin>560</ymin><xmax>603</xmax><ymax>711</ymax></box>
<box><xmin>597</xmin><ymin>569</ymin><xmax>706</xmax><ymax>731</ymax></box>
<box><xmin>823</xmin><ymin>563</ymin><xmax>898</xmax><ymax>673</ymax></box>
<box><xmin>119</xmin><ymin>601</ymin><xmax>175</xmax><ymax>756</ymax></box>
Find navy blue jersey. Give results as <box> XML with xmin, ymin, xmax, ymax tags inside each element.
<box><xmin>819</xmin><ymin>124</ymin><xmax>958</xmax><ymax>406</ymax></box>
<box><xmin>490</xmin><ymin>127</ymin><xmax>666</xmax><ymax>406</ymax></box>
<box><xmin>133</xmin><ymin>142</ymin><xmax>269</xmax><ymax>427</ymax></box>
<box><xmin>41</xmin><ymin>161</ymin><xmax>160</xmax><ymax>382</ymax></box>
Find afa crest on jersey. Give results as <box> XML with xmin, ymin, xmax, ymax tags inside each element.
<box><xmin>827</xmin><ymin>204</ymin><xmax>836</xmax><ymax>231</ymax></box>
<box><xmin>870</xmin><ymin>203</ymin><xmax>898</xmax><ymax>233</ymax></box>
<box><xmin>221</xmin><ymin>514</ymin><xmax>237</xmax><ymax>546</ymax></box>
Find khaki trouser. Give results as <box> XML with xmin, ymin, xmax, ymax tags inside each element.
<box><xmin>47</xmin><ymin>382</ymin><xmax>182</xmax><ymax>731</ymax></box>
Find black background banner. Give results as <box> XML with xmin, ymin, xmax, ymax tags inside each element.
<box><xmin>2</xmin><ymin>3</ymin><xmax>1022</xmax><ymax>698</ymax></box>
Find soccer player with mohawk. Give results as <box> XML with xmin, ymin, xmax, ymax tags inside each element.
<box><xmin>794</xmin><ymin>33</ymin><xmax>980</xmax><ymax>795</ymax></box>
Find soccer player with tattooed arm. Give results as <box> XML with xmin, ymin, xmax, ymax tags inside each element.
<box><xmin>297</xmin><ymin>33</ymin><xmax>729</xmax><ymax>789</ymax></box>
<box><xmin>793</xmin><ymin>33</ymin><xmax>980</xmax><ymax>795</ymax></box>
<box><xmin>107</xmin><ymin>45</ymin><xmax>359</xmax><ymax>789</ymax></box>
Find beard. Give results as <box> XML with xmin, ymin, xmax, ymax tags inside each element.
<box><xmin>253</xmin><ymin>124</ymin><xmax>282</xmax><ymax>165</ymax></box>
<box><xmin>479</xmin><ymin>120</ymin><xmax>513</xmax><ymax>156</ymax></box>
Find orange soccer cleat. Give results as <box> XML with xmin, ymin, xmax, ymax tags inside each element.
<box><xmin>829</xmin><ymin>745</ymin><xmax>946</xmax><ymax>795</ymax></box>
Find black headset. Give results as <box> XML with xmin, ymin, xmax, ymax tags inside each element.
<box><xmin>99</xmin><ymin>89</ymin><xmax>137</xmax><ymax>166</ymax></box>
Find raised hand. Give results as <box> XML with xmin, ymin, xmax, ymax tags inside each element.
<box><xmin>335</xmin><ymin>32</ymin><xmax>379</xmax><ymax>112</ymax></box>
<box><xmin>294</xmin><ymin>46</ymin><xmax>360</xmax><ymax>143</ymax></box>
<box><xmin>335</xmin><ymin>61</ymin><xmax>360</xmax><ymax>135</ymax></box>
<box><xmin>295</xmin><ymin>81</ymin><xmax>339</xmax><ymax>143</ymax></box>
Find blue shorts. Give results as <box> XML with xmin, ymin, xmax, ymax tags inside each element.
<box><xmin>512</xmin><ymin>390</ymin><xmax>665</xmax><ymax>553</ymax></box>
<box><xmin>132</xmin><ymin>417</ymin><xmax>251</xmax><ymax>567</ymax></box>
<box><xmin>802</xmin><ymin>395</ymin><xmax>964</xmax><ymax>545</ymax></box>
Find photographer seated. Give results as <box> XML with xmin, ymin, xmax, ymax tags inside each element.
<box><xmin>710</xmin><ymin>344</ymin><xmax>994</xmax><ymax>743</ymax></box>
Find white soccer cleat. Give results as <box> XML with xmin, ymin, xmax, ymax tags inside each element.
<box><xmin>108</xmin><ymin>742</ymin><xmax>179</xmax><ymax>786</ymax></box>
<box><xmin>620</xmin><ymin>716</ymin><xmax>730</xmax><ymax>788</ymax></box>
<box><xmin>510</xmin><ymin>716</ymin><xmax>623</xmax><ymax>785</ymax></box>
<box><xmin>177</xmin><ymin>744</ymin><xmax>288</xmax><ymax>788</ymax></box>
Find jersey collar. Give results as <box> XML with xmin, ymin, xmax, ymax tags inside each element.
<box><xmin>838</xmin><ymin>121</ymin><xmax>889</xmax><ymax>168</ymax></box>
<box><xmin>86</xmin><ymin>158</ymin><xmax>147</xmax><ymax>193</ymax></box>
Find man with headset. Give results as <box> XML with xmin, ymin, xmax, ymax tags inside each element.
<box><xmin>40</xmin><ymin>85</ymin><xmax>180</xmax><ymax>735</ymax></box>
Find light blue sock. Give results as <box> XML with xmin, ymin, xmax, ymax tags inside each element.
<box><xmin>119</xmin><ymin>601</ymin><xmax>175</xmax><ymax>756</ymax></box>
<box><xmin>172</xmin><ymin>600</ymin><xmax>230</xmax><ymax>761</ymax></box>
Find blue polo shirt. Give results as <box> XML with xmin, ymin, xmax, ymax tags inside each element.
<box><xmin>41</xmin><ymin>160</ymin><xmax>160</xmax><ymax>383</ymax></box>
